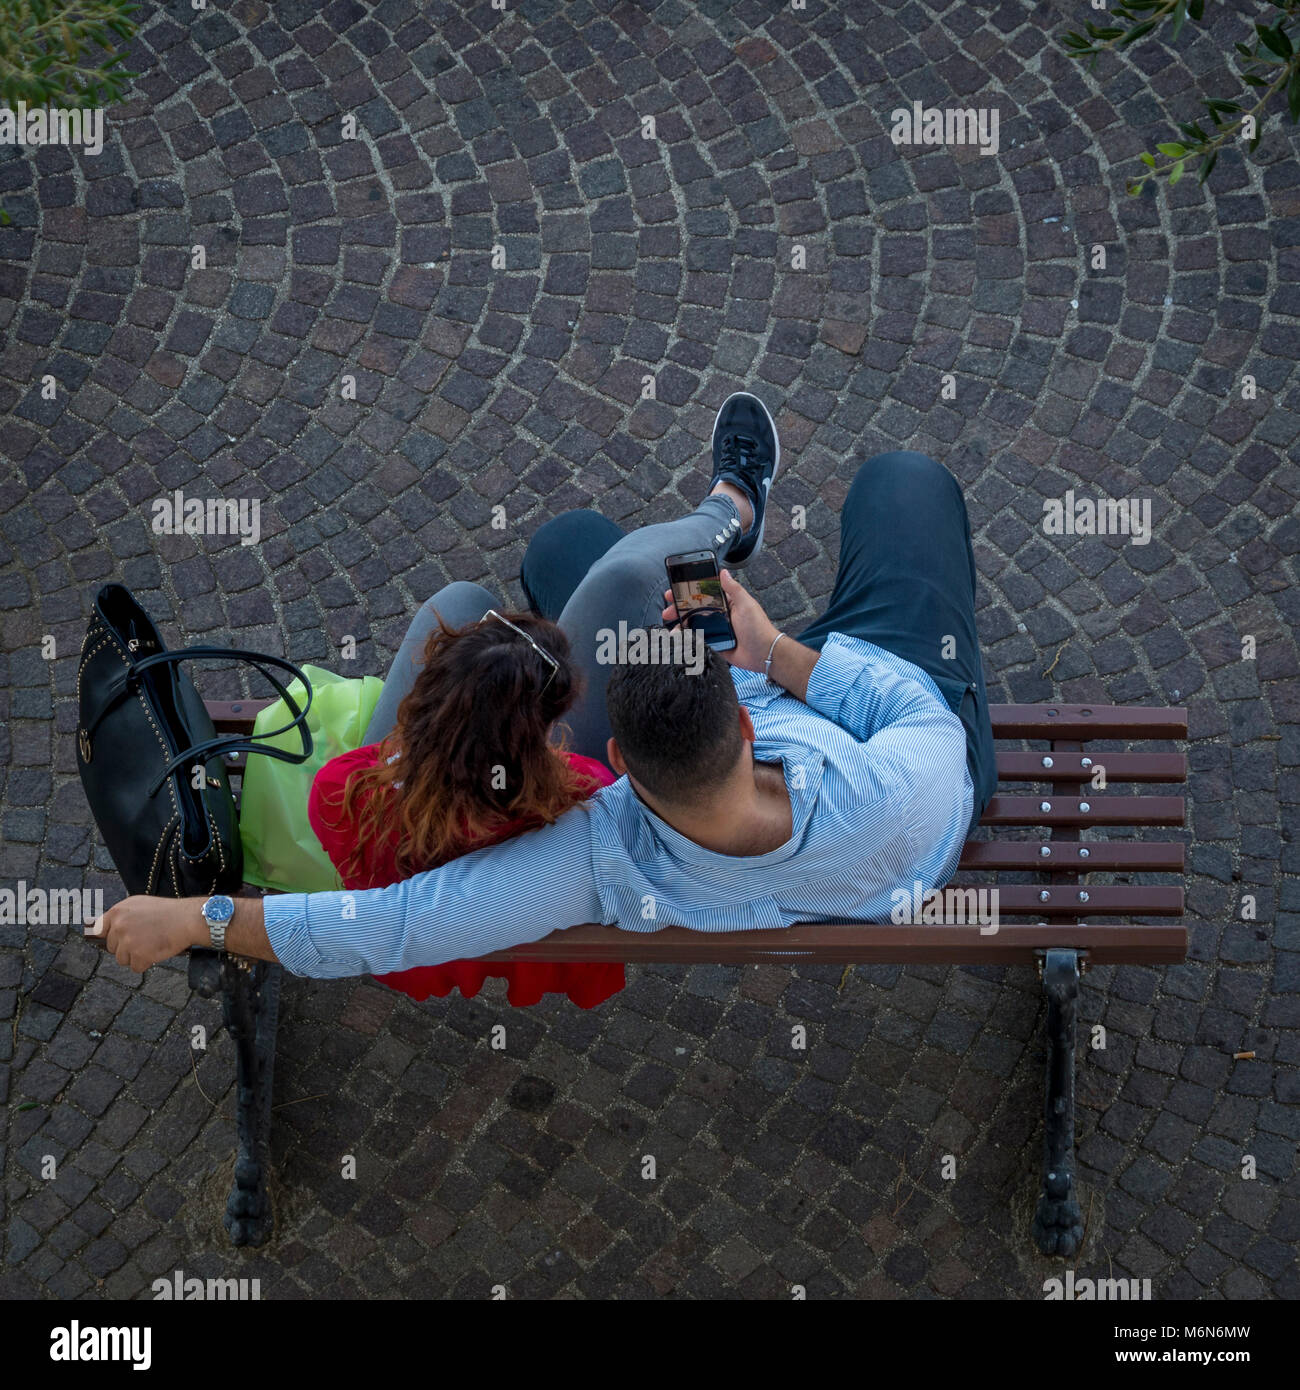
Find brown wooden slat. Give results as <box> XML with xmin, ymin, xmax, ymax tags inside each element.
<box><xmin>996</xmin><ymin>751</ymin><xmax>1185</xmax><ymax>783</ymax></box>
<box><xmin>208</xmin><ymin>698</ymin><xmax>273</xmax><ymax>735</ymax></box>
<box><xmin>217</xmin><ymin>763</ymin><xmax>1187</xmax><ymax>807</ymax></box>
<box><xmin>220</xmin><ymin>834</ymin><xmax>1189</xmax><ymax>871</ymax></box>
<box><xmin>958</xmin><ymin>841</ymin><xmax>1185</xmax><ymax>872</ymax></box>
<box><xmin>214</xmin><ymin>721</ymin><xmax>257</xmax><ymax>736</ymax></box>
<box><xmin>980</xmin><ymin>795</ymin><xmax>1185</xmax><ymax>827</ymax></box>
<box><xmin>213</xmin><ymin>702</ymin><xmax>1192</xmax><ymax>744</ymax></box>
<box><xmin>481</xmin><ymin>921</ymin><xmax>1187</xmax><ymax>965</ymax></box>
<box><xmin>989</xmin><ymin>885</ymin><xmax>1182</xmax><ymax>916</ymax></box>
<box><xmin>990</xmin><ymin>704</ymin><xmax>1187</xmax><ymax>740</ymax></box>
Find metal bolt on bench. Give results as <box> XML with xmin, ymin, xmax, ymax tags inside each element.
<box><xmin>201</xmin><ymin>699</ymin><xmax>1188</xmax><ymax>1256</ymax></box>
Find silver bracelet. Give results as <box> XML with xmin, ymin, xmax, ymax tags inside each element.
<box><xmin>763</xmin><ymin>631</ymin><xmax>785</xmax><ymax>681</ymax></box>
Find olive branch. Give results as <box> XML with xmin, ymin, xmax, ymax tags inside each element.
<box><xmin>1060</xmin><ymin>0</ymin><xmax>1300</xmax><ymax>193</ymax></box>
<box><xmin>0</xmin><ymin>0</ymin><xmax>139</xmax><ymax>222</ymax></box>
<box><xmin>0</xmin><ymin>0</ymin><xmax>138</xmax><ymax>107</ymax></box>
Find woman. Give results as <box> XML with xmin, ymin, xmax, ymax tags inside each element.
<box><xmin>307</xmin><ymin>607</ymin><xmax>624</xmax><ymax>1008</ymax></box>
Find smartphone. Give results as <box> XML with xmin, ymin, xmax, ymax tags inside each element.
<box><xmin>665</xmin><ymin>550</ymin><xmax>737</xmax><ymax>652</ymax></box>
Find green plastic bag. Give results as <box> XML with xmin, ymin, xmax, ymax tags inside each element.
<box><xmin>238</xmin><ymin>665</ymin><xmax>385</xmax><ymax>893</ymax></box>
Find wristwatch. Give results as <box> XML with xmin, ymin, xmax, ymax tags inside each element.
<box><xmin>201</xmin><ymin>894</ymin><xmax>235</xmax><ymax>952</ymax></box>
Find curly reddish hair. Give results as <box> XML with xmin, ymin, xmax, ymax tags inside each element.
<box><xmin>331</xmin><ymin>611</ymin><xmax>585</xmax><ymax>881</ymax></box>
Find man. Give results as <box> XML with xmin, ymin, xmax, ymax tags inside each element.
<box><xmin>93</xmin><ymin>393</ymin><xmax>997</xmax><ymax>975</ymax></box>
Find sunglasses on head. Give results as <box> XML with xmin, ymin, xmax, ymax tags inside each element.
<box><xmin>482</xmin><ymin>609</ymin><xmax>559</xmax><ymax>692</ymax></box>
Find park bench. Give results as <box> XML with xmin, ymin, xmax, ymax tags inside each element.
<box><xmin>194</xmin><ymin>697</ymin><xmax>1187</xmax><ymax>1258</ymax></box>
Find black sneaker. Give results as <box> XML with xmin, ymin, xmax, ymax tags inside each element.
<box><xmin>707</xmin><ymin>391</ymin><xmax>780</xmax><ymax>566</ymax></box>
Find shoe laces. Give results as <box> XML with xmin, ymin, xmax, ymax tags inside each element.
<box><xmin>719</xmin><ymin>432</ymin><xmax>758</xmax><ymax>475</ymax></box>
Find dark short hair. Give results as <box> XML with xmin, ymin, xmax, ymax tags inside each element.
<box><xmin>605</xmin><ymin>648</ymin><xmax>743</xmax><ymax>805</ymax></box>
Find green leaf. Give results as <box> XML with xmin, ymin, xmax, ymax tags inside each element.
<box><xmin>1169</xmin><ymin>160</ymin><xmax>1184</xmax><ymax>185</ymax></box>
<box><xmin>1140</xmin><ymin>151</ymin><xmax>1156</xmax><ymax>167</ymax></box>
<box><xmin>1157</xmin><ymin>142</ymin><xmax>1187</xmax><ymax>157</ymax></box>
<box><xmin>1171</xmin><ymin>0</ymin><xmax>1188</xmax><ymax>43</ymax></box>
<box><xmin>13</xmin><ymin>1101</ymin><xmax>38</xmax><ymax>1112</ymax></box>
<box><xmin>1189</xmin><ymin>0</ymin><xmax>1204</xmax><ymax>18</ymax></box>
<box><xmin>1258</xmin><ymin>24</ymin><xmax>1292</xmax><ymax>59</ymax></box>
<box><xmin>1198</xmin><ymin>149</ymin><xmax>1218</xmax><ymax>183</ymax></box>
<box><xmin>1119</xmin><ymin>19</ymin><xmax>1159</xmax><ymax>46</ymax></box>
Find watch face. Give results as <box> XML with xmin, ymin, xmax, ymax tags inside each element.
<box><xmin>205</xmin><ymin>895</ymin><xmax>235</xmax><ymax>924</ymax></box>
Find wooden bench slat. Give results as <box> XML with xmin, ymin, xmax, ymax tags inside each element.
<box><xmin>218</xmin><ymin>764</ymin><xmax>1191</xmax><ymax>813</ymax></box>
<box><xmin>218</xmin><ymin>782</ymin><xmax>1188</xmax><ymax>831</ymax></box>
<box><xmin>214</xmin><ymin>702</ymin><xmax>1191</xmax><ymax>745</ymax></box>
<box><xmin>981</xmin><ymin>795</ymin><xmax>1185</xmax><ymax>827</ymax></box>
<box><xmin>996</xmin><ymin>751</ymin><xmax>1185</xmax><ymax>783</ymax></box>
<box><xmin>208</xmin><ymin>699</ymin><xmax>273</xmax><ymax>718</ymax></box>
<box><xmin>989</xmin><ymin>704</ymin><xmax>1187</xmax><ymax>739</ymax></box>
<box><xmin>480</xmin><ymin>921</ymin><xmax>1188</xmax><ymax>966</ymax></box>
<box><xmin>959</xmin><ymin>841</ymin><xmax>1185</xmax><ymax>872</ymax></box>
<box><xmin>988</xmin><ymin>885</ymin><xmax>1182</xmax><ymax>915</ymax></box>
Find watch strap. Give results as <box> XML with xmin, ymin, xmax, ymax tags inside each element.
<box><xmin>203</xmin><ymin>898</ymin><xmax>228</xmax><ymax>952</ymax></box>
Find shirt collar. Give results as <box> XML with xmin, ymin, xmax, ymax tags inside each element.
<box><xmin>631</xmin><ymin>745</ymin><xmax>826</xmax><ymax>867</ymax></box>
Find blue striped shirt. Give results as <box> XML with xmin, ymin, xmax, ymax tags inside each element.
<box><xmin>264</xmin><ymin>634</ymin><xmax>974</xmax><ymax>977</ymax></box>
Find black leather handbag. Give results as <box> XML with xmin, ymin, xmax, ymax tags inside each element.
<box><xmin>76</xmin><ymin>583</ymin><xmax>314</xmax><ymax>898</ymax></box>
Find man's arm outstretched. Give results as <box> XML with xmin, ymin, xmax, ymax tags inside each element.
<box><xmin>92</xmin><ymin>804</ymin><xmax>606</xmax><ymax>976</ymax></box>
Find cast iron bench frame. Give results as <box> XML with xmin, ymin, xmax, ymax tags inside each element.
<box><xmin>193</xmin><ymin>698</ymin><xmax>1187</xmax><ymax>1258</ymax></box>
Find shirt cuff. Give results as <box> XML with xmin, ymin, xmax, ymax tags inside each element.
<box><xmin>263</xmin><ymin>892</ymin><xmax>329</xmax><ymax>977</ymax></box>
<box><xmin>805</xmin><ymin>633</ymin><xmax>947</xmax><ymax>719</ymax></box>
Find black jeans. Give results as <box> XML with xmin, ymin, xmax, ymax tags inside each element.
<box><xmin>521</xmin><ymin>451</ymin><xmax>998</xmax><ymax>834</ymax></box>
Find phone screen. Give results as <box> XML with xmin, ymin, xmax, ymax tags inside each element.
<box><xmin>667</xmin><ymin>555</ymin><xmax>736</xmax><ymax>651</ymax></box>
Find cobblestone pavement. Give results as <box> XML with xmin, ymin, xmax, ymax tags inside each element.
<box><xmin>2</xmin><ymin>0</ymin><xmax>1298</xmax><ymax>1300</ymax></box>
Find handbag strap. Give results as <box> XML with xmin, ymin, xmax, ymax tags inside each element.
<box><xmin>148</xmin><ymin>729</ymin><xmax>314</xmax><ymax>796</ymax></box>
<box><xmin>84</xmin><ymin>644</ymin><xmax>307</xmax><ymax>745</ymax></box>
<box><xmin>82</xmin><ymin>641</ymin><xmax>316</xmax><ymax>794</ymax></box>
<box><xmin>139</xmin><ymin>647</ymin><xmax>315</xmax><ymax>796</ymax></box>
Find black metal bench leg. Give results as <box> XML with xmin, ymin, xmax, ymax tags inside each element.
<box><xmin>188</xmin><ymin>949</ymin><xmax>281</xmax><ymax>1247</ymax></box>
<box><xmin>220</xmin><ymin>957</ymin><xmax>280</xmax><ymax>1246</ymax></box>
<box><xmin>1032</xmin><ymin>948</ymin><xmax>1085</xmax><ymax>1257</ymax></box>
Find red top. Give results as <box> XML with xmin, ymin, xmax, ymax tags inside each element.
<box><xmin>307</xmin><ymin>744</ymin><xmax>624</xmax><ymax>1008</ymax></box>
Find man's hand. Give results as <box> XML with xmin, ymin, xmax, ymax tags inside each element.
<box><xmin>662</xmin><ymin>568</ymin><xmax>821</xmax><ymax>700</ymax></box>
<box><xmin>87</xmin><ymin>895</ymin><xmax>204</xmax><ymax>972</ymax></box>
<box><xmin>662</xmin><ymin>568</ymin><xmax>779</xmax><ymax>672</ymax></box>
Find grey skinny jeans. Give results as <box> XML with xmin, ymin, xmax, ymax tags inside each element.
<box><xmin>363</xmin><ymin>493</ymin><xmax>744</xmax><ymax>756</ymax></box>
